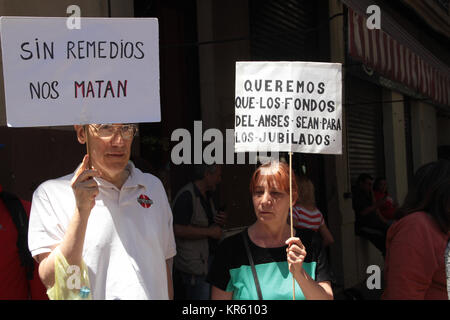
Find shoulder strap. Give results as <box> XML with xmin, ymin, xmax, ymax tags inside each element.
<box><xmin>241</xmin><ymin>231</ymin><xmax>263</xmax><ymax>300</ymax></box>
<box><xmin>172</xmin><ymin>182</ymin><xmax>197</xmax><ymax>224</ymax></box>
<box><xmin>185</xmin><ymin>183</ymin><xmax>197</xmax><ymax>225</ymax></box>
<box><xmin>171</xmin><ymin>182</ymin><xmax>193</xmax><ymax>209</ymax></box>
<box><xmin>0</xmin><ymin>191</ymin><xmax>35</xmax><ymax>279</ymax></box>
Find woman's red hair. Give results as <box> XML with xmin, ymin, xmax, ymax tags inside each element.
<box><xmin>249</xmin><ymin>161</ymin><xmax>298</xmax><ymax>202</ymax></box>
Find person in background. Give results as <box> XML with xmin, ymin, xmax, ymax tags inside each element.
<box><xmin>373</xmin><ymin>177</ymin><xmax>397</xmax><ymax>221</ymax></box>
<box><xmin>208</xmin><ymin>161</ymin><xmax>333</xmax><ymax>300</ymax></box>
<box><xmin>292</xmin><ymin>176</ymin><xmax>334</xmax><ymax>247</ymax></box>
<box><xmin>352</xmin><ymin>173</ymin><xmax>389</xmax><ymax>256</ymax></box>
<box><xmin>172</xmin><ymin>164</ymin><xmax>226</xmax><ymax>300</ymax></box>
<box><xmin>382</xmin><ymin>160</ymin><xmax>450</xmax><ymax>300</ymax></box>
<box><xmin>0</xmin><ymin>184</ymin><xmax>47</xmax><ymax>300</ymax></box>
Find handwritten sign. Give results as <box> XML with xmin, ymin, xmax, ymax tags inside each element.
<box><xmin>0</xmin><ymin>17</ymin><xmax>160</xmax><ymax>127</ymax></box>
<box><xmin>234</xmin><ymin>61</ymin><xmax>342</xmax><ymax>154</ymax></box>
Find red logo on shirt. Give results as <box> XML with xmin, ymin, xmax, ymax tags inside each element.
<box><xmin>137</xmin><ymin>194</ymin><xmax>153</xmax><ymax>208</ymax></box>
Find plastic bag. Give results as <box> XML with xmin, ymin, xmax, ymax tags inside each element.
<box><xmin>47</xmin><ymin>247</ymin><xmax>92</xmax><ymax>300</ymax></box>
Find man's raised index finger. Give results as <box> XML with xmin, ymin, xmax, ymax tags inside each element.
<box><xmin>72</xmin><ymin>155</ymin><xmax>92</xmax><ymax>183</ymax></box>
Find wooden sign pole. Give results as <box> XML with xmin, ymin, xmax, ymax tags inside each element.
<box><xmin>289</xmin><ymin>151</ymin><xmax>295</xmax><ymax>300</ymax></box>
<box><xmin>84</xmin><ymin>125</ymin><xmax>92</xmax><ymax>169</ymax></box>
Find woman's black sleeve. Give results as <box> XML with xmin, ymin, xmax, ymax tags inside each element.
<box><xmin>312</xmin><ymin>232</ymin><xmax>335</xmax><ymax>284</ymax></box>
<box><xmin>207</xmin><ymin>237</ymin><xmax>232</xmax><ymax>291</ymax></box>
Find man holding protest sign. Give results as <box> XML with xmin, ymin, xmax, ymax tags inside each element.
<box><xmin>28</xmin><ymin>124</ymin><xmax>176</xmax><ymax>299</ymax></box>
<box><xmin>0</xmin><ymin>17</ymin><xmax>174</xmax><ymax>299</ymax></box>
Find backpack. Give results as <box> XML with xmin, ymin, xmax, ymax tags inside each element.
<box><xmin>0</xmin><ymin>191</ymin><xmax>35</xmax><ymax>279</ymax></box>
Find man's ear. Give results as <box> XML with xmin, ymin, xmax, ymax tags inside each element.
<box><xmin>74</xmin><ymin>125</ymin><xmax>86</xmax><ymax>144</ymax></box>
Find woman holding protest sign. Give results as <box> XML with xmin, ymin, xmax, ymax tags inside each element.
<box><xmin>207</xmin><ymin>161</ymin><xmax>333</xmax><ymax>300</ymax></box>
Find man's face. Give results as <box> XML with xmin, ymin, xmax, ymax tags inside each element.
<box><xmin>205</xmin><ymin>166</ymin><xmax>222</xmax><ymax>191</ymax></box>
<box><xmin>75</xmin><ymin>124</ymin><xmax>134</xmax><ymax>179</ymax></box>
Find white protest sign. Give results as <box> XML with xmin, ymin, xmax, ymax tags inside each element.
<box><xmin>234</xmin><ymin>61</ymin><xmax>342</xmax><ymax>154</ymax></box>
<box><xmin>0</xmin><ymin>17</ymin><xmax>160</xmax><ymax>127</ymax></box>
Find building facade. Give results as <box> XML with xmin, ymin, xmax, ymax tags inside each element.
<box><xmin>0</xmin><ymin>0</ymin><xmax>448</xmax><ymax>294</ymax></box>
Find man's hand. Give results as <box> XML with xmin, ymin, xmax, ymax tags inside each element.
<box><xmin>208</xmin><ymin>224</ymin><xmax>223</xmax><ymax>240</ymax></box>
<box><xmin>213</xmin><ymin>211</ymin><xmax>227</xmax><ymax>227</ymax></box>
<box><xmin>71</xmin><ymin>154</ymin><xmax>100</xmax><ymax>219</ymax></box>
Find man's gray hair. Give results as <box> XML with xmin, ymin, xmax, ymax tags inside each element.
<box><xmin>193</xmin><ymin>164</ymin><xmax>218</xmax><ymax>181</ymax></box>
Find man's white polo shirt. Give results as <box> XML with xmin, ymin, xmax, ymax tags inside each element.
<box><xmin>28</xmin><ymin>162</ymin><xmax>176</xmax><ymax>300</ymax></box>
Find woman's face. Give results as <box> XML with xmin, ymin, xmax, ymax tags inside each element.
<box><xmin>375</xmin><ymin>179</ymin><xmax>387</xmax><ymax>193</ymax></box>
<box><xmin>379</xmin><ymin>180</ymin><xmax>387</xmax><ymax>192</ymax></box>
<box><xmin>252</xmin><ymin>178</ymin><xmax>290</xmax><ymax>225</ymax></box>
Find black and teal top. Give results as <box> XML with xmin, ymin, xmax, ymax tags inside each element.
<box><xmin>207</xmin><ymin>228</ymin><xmax>333</xmax><ymax>300</ymax></box>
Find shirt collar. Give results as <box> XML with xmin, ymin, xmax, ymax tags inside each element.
<box><xmin>192</xmin><ymin>182</ymin><xmax>202</xmax><ymax>197</ymax></box>
<box><xmin>192</xmin><ymin>182</ymin><xmax>210</xmax><ymax>201</ymax></box>
<box><xmin>122</xmin><ymin>161</ymin><xmax>147</xmax><ymax>189</ymax></box>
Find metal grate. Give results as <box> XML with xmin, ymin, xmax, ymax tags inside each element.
<box><xmin>346</xmin><ymin>77</ymin><xmax>385</xmax><ymax>185</ymax></box>
<box><xmin>249</xmin><ymin>0</ymin><xmax>318</xmax><ymax>61</ymax></box>
<box><xmin>434</xmin><ymin>0</ymin><xmax>449</xmax><ymax>11</ymax></box>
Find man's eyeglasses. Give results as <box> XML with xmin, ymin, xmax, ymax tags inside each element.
<box><xmin>89</xmin><ymin>124</ymin><xmax>138</xmax><ymax>140</ymax></box>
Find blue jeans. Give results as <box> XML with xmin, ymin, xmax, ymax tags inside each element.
<box><xmin>178</xmin><ymin>271</ymin><xmax>211</xmax><ymax>300</ymax></box>
<box><xmin>174</xmin><ymin>257</ymin><xmax>213</xmax><ymax>300</ymax></box>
